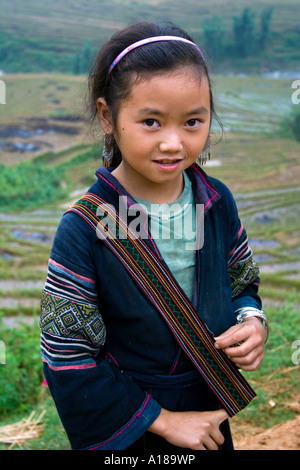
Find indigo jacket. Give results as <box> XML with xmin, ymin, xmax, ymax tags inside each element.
<box><xmin>40</xmin><ymin>164</ymin><xmax>261</xmax><ymax>450</ymax></box>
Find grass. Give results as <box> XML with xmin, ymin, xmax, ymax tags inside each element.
<box><xmin>0</xmin><ymin>315</ymin><xmax>70</xmax><ymax>450</ymax></box>
<box><xmin>0</xmin><ymin>74</ymin><xmax>85</xmax><ymax>120</ymax></box>
<box><xmin>231</xmin><ymin>298</ymin><xmax>300</xmax><ymax>431</ymax></box>
<box><xmin>0</xmin><ymin>144</ymin><xmax>101</xmax><ymax>211</ymax></box>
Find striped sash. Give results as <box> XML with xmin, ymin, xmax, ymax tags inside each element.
<box><xmin>67</xmin><ymin>192</ymin><xmax>256</xmax><ymax>416</ymax></box>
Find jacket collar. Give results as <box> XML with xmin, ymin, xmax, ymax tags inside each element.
<box><xmin>186</xmin><ymin>164</ymin><xmax>221</xmax><ymax>211</ymax></box>
<box><xmin>95</xmin><ymin>163</ymin><xmax>220</xmax><ymax>213</ymax></box>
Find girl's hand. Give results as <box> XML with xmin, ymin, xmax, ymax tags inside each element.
<box><xmin>214</xmin><ymin>317</ymin><xmax>266</xmax><ymax>371</ymax></box>
<box><xmin>148</xmin><ymin>408</ymin><xmax>228</xmax><ymax>450</ymax></box>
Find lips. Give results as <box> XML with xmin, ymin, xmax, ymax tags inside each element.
<box><xmin>153</xmin><ymin>157</ymin><xmax>183</xmax><ymax>164</ymax></box>
<box><xmin>152</xmin><ymin>158</ymin><xmax>183</xmax><ymax>171</ymax></box>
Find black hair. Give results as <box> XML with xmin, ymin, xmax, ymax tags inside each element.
<box><xmin>86</xmin><ymin>21</ymin><xmax>222</xmax><ymax>166</ymax></box>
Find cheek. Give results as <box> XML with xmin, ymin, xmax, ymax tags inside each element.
<box><xmin>191</xmin><ymin>134</ymin><xmax>208</xmax><ymax>154</ymax></box>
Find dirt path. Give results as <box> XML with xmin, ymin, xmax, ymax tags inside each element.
<box><xmin>232</xmin><ymin>415</ymin><xmax>300</xmax><ymax>450</ymax></box>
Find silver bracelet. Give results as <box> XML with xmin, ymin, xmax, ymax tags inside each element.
<box><xmin>236</xmin><ymin>307</ymin><xmax>269</xmax><ymax>343</ymax></box>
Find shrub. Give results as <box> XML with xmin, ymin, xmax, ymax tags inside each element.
<box><xmin>0</xmin><ymin>315</ymin><xmax>44</xmax><ymax>418</ymax></box>
<box><xmin>0</xmin><ymin>161</ymin><xmax>67</xmax><ymax>211</ymax></box>
<box><xmin>279</xmin><ymin>107</ymin><xmax>300</xmax><ymax>142</ymax></box>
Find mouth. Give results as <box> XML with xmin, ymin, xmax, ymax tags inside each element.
<box><xmin>152</xmin><ymin>158</ymin><xmax>183</xmax><ymax>170</ymax></box>
<box><xmin>155</xmin><ymin>159</ymin><xmax>181</xmax><ymax>164</ymax></box>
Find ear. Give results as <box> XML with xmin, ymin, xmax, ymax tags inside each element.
<box><xmin>96</xmin><ymin>98</ymin><xmax>113</xmax><ymax>134</ymax></box>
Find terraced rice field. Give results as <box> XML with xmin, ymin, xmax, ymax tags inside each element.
<box><xmin>0</xmin><ymin>73</ymin><xmax>299</xmax><ymax>449</ymax></box>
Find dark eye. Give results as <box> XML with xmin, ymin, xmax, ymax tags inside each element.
<box><xmin>186</xmin><ymin>119</ymin><xmax>201</xmax><ymax>127</ymax></box>
<box><xmin>144</xmin><ymin>119</ymin><xmax>159</xmax><ymax>128</ymax></box>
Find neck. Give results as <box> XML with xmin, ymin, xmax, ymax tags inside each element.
<box><xmin>112</xmin><ymin>165</ymin><xmax>185</xmax><ymax>204</ymax></box>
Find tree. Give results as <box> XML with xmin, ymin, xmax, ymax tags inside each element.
<box><xmin>82</xmin><ymin>40</ymin><xmax>93</xmax><ymax>73</ymax></box>
<box><xmin>233</xmin><ymin>7</ymin><xmax>256</xmax><ymax>57</ymax></box>
<box><xmin>73</xmin><ymin>51</ymin><xmax>81</xmax><ymax>75</ymax></box>
<box><xmin>259</xmin><ymin>7</ymin><xmax>274</xmax><ymax>49</ymax></box>
<box><xmin>72</xmin><ymin>40</ymin><xmax>94</xmax><ymax>75</ymax></box>
<box><xmin>279</xmin><ymin>107</ymin><xmax>300</xmax><ymax>142</ymax></box>
<box><xmin>202</xmin><ymin>16</ymin><xmax>225</xmax><ymax>61</ymax></box>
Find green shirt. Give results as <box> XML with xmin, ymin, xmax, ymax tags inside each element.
<box><xmin>134</xmin><ymin>172</ymin><xmax>196</xmax><ymax>300</ymax></box>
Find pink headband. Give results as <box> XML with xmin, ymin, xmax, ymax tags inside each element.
<box><xmin>108</xmin><ymin>35</ymin><xmax>205</xmax><ymax>75</ymax></box>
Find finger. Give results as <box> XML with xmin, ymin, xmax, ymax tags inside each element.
<box><xmin>215</xmin><ymin>319</ymin><xmax>264</xmax><ymax>350</ymax></box>
<box><xmin>197</xmin><ymin>444</ymin><xmax>207</xmax><ymax>451</ymax></box>
<box><xmin>212</xmin><ymin>408</ymin><xmax>229</xmax><ymax>424</ymax></box>
<box><xmin>215</xmin><ymin>327</ymin><xmax>246</xmax><ymax>349</ymax></box>
<box><xmin>214</xmin><ymin>325</ymin><xmax>239</xmax><ymax>343</ymax></box>
<box><xmin>209</xmin><ymin>410</ymin><xmax>227</xmax><ymax>448</ymax></box>
<box><xmin>210</xmin><ymin>428</ymin><xmax>225</xmax><ymax>448</ymax></box>
<box><xmin>228</xmin><ymin>347</ymin><xmax>264</xmax><ymax>369</ymax></box>
<box><xmin>203</xmin><ymin>436</ymin><xmax>219</xmax><ymax>451</ymax></box>
<box><xmin>225</xmin><ymin>340</ymin><xmax>263</xmax><ymax>360</ymax></box>
<box><xmin>223</xmin><ymin>342</ymin><xmax>251</xmax><ymax>358</ymax></box>
<box><xmin>235</xmin><ymin>351</ymin><xmax>265</xmax><ymax>371</ymax></box>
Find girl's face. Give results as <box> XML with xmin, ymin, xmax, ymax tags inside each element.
<box><xmin>98</xmin><ymin>67</ymin><xmax>211</xmax><ymax>203</ymax></box>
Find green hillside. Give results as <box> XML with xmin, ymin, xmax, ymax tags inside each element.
<box><xmin>0</xmin><ymin>0</ymin><xmax>299</xmax><ymax>450</ymax></box>
<box><xmin>0</xmin><ymin>75</ymin><xmax>299</xmax><ymax>447</ymax></box>
<box><xmin>0</xmin><ymin>0</ymin><xmax>300</xmax><ymax>73</ymax></box>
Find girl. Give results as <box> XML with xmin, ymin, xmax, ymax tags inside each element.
<box><xmin>40</xmin><ymin>21</ymin><xmax>268</xmax><ymax>451</ymax></box>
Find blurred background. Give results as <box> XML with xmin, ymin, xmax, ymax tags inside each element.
<box><xmin>0</xmin><ymin>0</ymin><xmax>299</xmax><ymax>450</ymax></box>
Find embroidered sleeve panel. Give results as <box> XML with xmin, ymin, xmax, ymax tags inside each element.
<box><xmin>40</xmin><ymin>256</ymin><xmax>106</xmax><ymax>347</ymax></box>
<box><xmin>228</xmin><ymin>257</ymin><xmax>260</xmax><ymax>297</ymax></box>
<box><xmin>228</xmin><ymin>225</ymin><xmax>260</xmax><ymax>298</ymax></box>
<box><xmin>40</xmin><ymin>290</ymin><xmax>106</xmax><ymax>347</ymax></box>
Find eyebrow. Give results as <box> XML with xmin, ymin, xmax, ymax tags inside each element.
<box><xmin>187</xmin><ymin>107</ymin><xmax>209</xmax><ymax>115</ymax></box>
<box><xmin>137</xmin><ymin>107</ymin><xmax>209</xmax><ymax>116</ymax></box>
<box><xmin>137</xmin><ymin>108</ymin><xmax>163</xmax><ymax>116</ymax></box>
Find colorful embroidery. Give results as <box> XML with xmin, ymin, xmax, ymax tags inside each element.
<box><xmin>67</xmin><ymin>185</ymin><xmax>256</xmax><ymax>417</ymax></box>
<box><xmin>229</xmin><ymin>257</ymin><xmax>260</xmax><ymax>297</ymax></box>
<box><xmin>228</xmin><ymin>224</ymin><xmax>260</xmax><ymax>297</ymax></box>
<box><xmin>45</xmin><ymin>258</ymin><xmax>98</xmax><ymax>304</ymax></box>
<box><xmin>40</xmin><ymin>290</ymin><xmax>106</xmax><ymax>347</ymax></box>
<box><xmin>40</xmin><ymin>330</ymin><xmax>99</xmax><ymax>372</ymax></box>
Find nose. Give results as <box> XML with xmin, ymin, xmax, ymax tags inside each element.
<box><xmin>159</xmin><ymin>128</ymin><xmax>183</xmax><ymax>153</ymax></box>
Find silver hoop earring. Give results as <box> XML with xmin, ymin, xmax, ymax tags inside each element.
<box><xmin>102</xmin><ymin>132</ymin><xmax>114</xmax><ymax>164</ymax></box>
<box><xmin>197</xmin><ymin>135</ymin><xmax>211</xmax><ymax>166</ymax></box>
